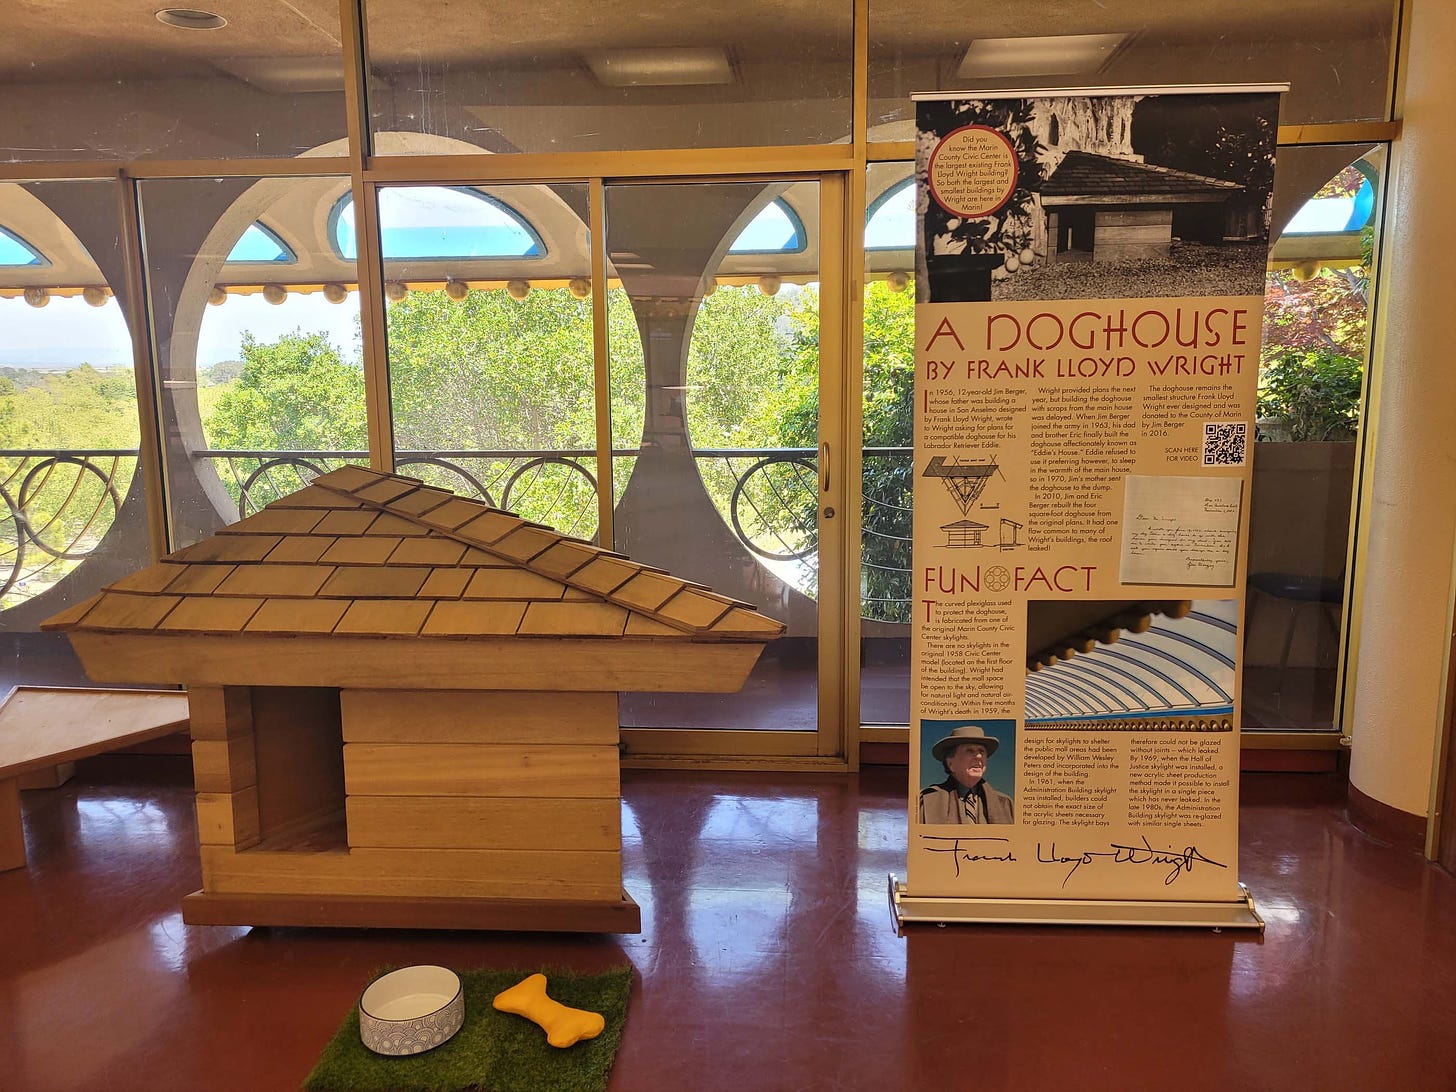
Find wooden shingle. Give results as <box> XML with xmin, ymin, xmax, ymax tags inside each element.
<box><xmin>388</xmin><ymin>487</ymin><xmax>454</xmax><ymax>516</ymax></box>
<box><xmin>612</xmin><ymin>571</ymin><xmax>687</xmax><ymax>613</ymax></box>
<box><xmin>110</xmin><ymin>563</ymin><xmax>187</xmax><ymax>595</ymax></box>
<box><xmin>419</xmin><ymin>497</ymin><xmax>489</xmax><ymax>531</ymax></box>
<box><xmin>265</xmin><ymin>535</ymin><xmax>337</xmax><ymax>564</ymax></box>
<box><xmin>313</xmin><ymin>510</ymin><xmax>378</xmax><ymax>536</ymax></box>
<box><xmin>519</xmin><ymin>601</ymin><xmax>628</xmax><ymax>637</ymax></box>
<box><xmin>169</xmin><ymin>535</ymin><xmax>282</xmax><ymax>564</ymax></box>
<box><xmin>214</xmin><ymin>564</ymin><xmax>334</xmax><ymax>599</ymax></box>
<box><xmin>490</xmin><ymin>525</ymin><xmax>560</xmax><ymax>563</ymax></box>
<box><xmin>158</xmin><ymin>596</ymin><xmax>263</xmax><ymax>634</ymax></box>
<box><xmin>165</xmin><ymin>564</ymin><xmax>236</xmax><ymax>595</ymax></box>
<box><xmin>311</xmin><ymin>465</ymin><xmax>386</xmax><ymax>492</ymax></box>
<box><xmin>456</xmin><ymin>510</ymin><xmax>525</xmax><ymax>545</ymax></box>
<box><xmin>388</xmin><ymin>537</ymin><xmax>467</xmax><ymax>567</ymax></box>
<box><xmin>244</xmin><ymin>598</ymin><xmax>350</xmax><ymax>635</ymax></box>
<box><xmin>268</xmin><ymin>485</ymin><xmax>369</xmax><ymax>509</ymax></box>
<box><xmin>462</xmin><ymin>569</ymin><xmax>566</xmax><ymax>601</ymax></box>
<box><xmin>318</xmin><ymin>567</ymin><xmax>429</xmax><ymax>599</ymax></box>
<box><xmin>80</xmin><ymin>592</ymin><xmax>181</xmax><ymax>630</ymax></box>
<box><xmin>321</xmin><ymin>536</ymin><xmax>402</xmax><ymax>565</ymax></box>
<box><xmin>217</xmin><ymin>507</ymin><xmax>326</xmax><ymax>536</ymax></box>
<box><xmin>334</xmin><ymin>600</ymin><xmax>434</xmax><ymax>636</ymax></box>
<box><xmin>418</xmin><ymin>568</ymin><xmax>474</xmax><ymax>599</ymax></box>
<box><xmin>420</xmin><ymin>600</ymin><xmax>528</xmax><ymax>637</ymax></box>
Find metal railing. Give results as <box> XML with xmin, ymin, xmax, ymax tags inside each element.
<box><xmin>0</xmin><ymin>444</ymin><xmax>915</xmax><ymax>622</ymax></box>
<box><xmin>0</xmin><ymin>449</ymin><xmax>136</xmax><ymax>604</ymax></box>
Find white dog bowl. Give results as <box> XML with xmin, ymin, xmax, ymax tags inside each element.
<box><xmin>358</xmin><ymin>965</ymin><xmax>465</xmax><ymax>1055</ymax></box>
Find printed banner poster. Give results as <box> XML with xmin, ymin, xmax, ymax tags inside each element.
<box><xmin>909</xmin><ymin>89</ymin><xmax>1280</xmax><ymax>904</ymax></box>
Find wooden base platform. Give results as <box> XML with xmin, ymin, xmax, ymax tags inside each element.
<box><xmin>180</xmin><ymin>888</ymin><xmax>643</xmax><ymax>933</ymax></box>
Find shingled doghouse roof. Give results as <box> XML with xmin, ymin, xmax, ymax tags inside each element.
<box><xmin>44</xmin><ymin>466</ymin><xmax>786</xmax><ymax>692</ymax></box>
<box><xmin>1042</xmin><ymin>150</ymin><xmax>1244</xmax><ymax>203</ymax></box>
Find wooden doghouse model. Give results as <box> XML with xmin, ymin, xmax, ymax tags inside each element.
<box><xmin>41</xmin><ymin>466</ymin><xmax>785</xmax><ymax>932</ymax></box>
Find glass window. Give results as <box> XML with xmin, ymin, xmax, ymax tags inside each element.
<box><xmin>332</xmin><ymin>188</ymin><xmax>546</xmax><ymax>261</ymax></box>
<box><xmin>378</xmin><ymin>183</ymin><xmax>605</xmax><ymax>538</ymax></box>
<box><xmin>1</xmin><ymin>6</ymin><xmax>348</xmax><ymax>161</ymax></box>
<box><xmin>139</xmin><ymin>176</ymin><xmax>366</xmax><ymax>547</ymax></box>
<box><xmin>0</xmin><ymin>180</ymin><xmax>148</xmax><ymax>687</ymax></box>
<box><xmin>1244</xmin><ymin>144</ymin><xmax>1382</xmax><ymax>731</ymax></box>
<box><xmin>226</xmin><ymin>223</ymin><xmax>297</xmax><ymax>264</ymax></box>
<box><xmin>867</xmin><ymin>2</ymin><xmax>1397</xmax><ymax>139</ymax></box>
<box><xmin>860</xmin><ymin>163</ymin><xmax>916</xmax><ymax>728</ymax></box>
<box><xmin>608</xmin><ymin>179</ymin><xmax>822</xmax><ymax>732</ymax></box>
<box><xmin>363</xmin><ymin>0</ymin><xmax>854</xmax><ymax>153</ymax></box>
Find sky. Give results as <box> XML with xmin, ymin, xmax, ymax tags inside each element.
<box><xmin>0</xmin><ymin>290</ymin><xmax>360</xmax><ymax>369</ymax></box>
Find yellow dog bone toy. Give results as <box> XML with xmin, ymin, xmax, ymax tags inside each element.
<box><xmin>492</xmin><ymin>973</ymin><xmax>605</xmax><ymax>1048</ymax></box>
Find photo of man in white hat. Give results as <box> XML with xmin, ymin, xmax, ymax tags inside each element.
<box><xmin>919</xmin><ymin>723</ymin><xmax>1015</xmax><ymax>824</ymax></box>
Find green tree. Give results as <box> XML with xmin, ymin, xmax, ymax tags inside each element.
<box><xmin>207</xmin><ymin>331</ymin><xmax>367</xmax><ymax>451</ymax></box>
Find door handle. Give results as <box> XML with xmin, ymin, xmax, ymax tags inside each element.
<box><xmin>820</xmin><ymin>441</ymin><xmax>830</xmax><ymax>494</ymax></box>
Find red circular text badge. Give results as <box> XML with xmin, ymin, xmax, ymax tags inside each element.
<box><xmin>927</xmin><ymin>125</ymin><xmax>1019</xmax><ymax>218</ymax></box>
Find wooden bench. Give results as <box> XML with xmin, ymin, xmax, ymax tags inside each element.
<box><xmin>0</xmin><ymin>686</ymin><xmax>190</xmax><ymax>871</ymax></box>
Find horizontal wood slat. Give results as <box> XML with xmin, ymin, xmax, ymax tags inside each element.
<box><xmin>339</xmin><ymin>689</ymin><xmax>617</xmax><ymax>744</ymax></box>
<box><xmin>344</xmin><ymin>743</ymin><xmax>619</xmax><ymax>798</ymax></box>
<box><xmin>70</xmin><ymin>633</ymin><xmax>765</xmax><ymax>691</ymax></box>
<box><xmin>345</xmin><ymin>796</ymin><xmax>620</xmax><ymax>851</ymax></box>
<box><xmin>199</xmin><ymin>844</ymin><xmax>623</xmax><ymax>901</ymax></box>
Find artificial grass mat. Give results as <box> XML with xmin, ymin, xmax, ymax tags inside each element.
<box><xmin>303</xmin><ymin>966</ymin><xmax>633</xmax><ymax>1092</ymax></box>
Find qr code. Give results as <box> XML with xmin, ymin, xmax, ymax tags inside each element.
<box><xmin>1203</xmin><ymin>421</ymin><xmax>1248</xmax><ymax>466</ymax></box>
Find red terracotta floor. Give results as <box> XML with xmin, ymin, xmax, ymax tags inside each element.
<box><xmin>3</xmin><ymin>759</ymin><xmax>1455</xmax><ymax>1091</ymax></box>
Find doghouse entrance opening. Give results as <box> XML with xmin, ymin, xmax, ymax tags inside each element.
<box><xmin>248</xmin><ymin>686</ymin><xmax>346</xmax><ymax>852</ymax></box>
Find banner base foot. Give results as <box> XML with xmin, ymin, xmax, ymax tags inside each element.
<box><xmin>889</xmin><ymin>875</ymin><xmax>1264</xmax><ymax>934</ymax></box>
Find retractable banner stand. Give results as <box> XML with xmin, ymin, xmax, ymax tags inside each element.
<box><xmin>894</xmin><ymin>87</ymin><xmax>1283</xmax><ymax>930</ymax></box>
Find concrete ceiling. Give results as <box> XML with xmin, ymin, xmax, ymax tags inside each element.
<box><xmin>2</xmin><ymin>0</ymin><xmax>1396</xmax><ymax>84</ymax></box>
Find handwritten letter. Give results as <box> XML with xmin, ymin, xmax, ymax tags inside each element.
<box><xmin>1119</xmin><ymin>475</ymin><xmax>1243</xmax><ymax>586</ymax></box>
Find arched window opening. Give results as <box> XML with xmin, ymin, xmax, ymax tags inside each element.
<box><xmin>864</xmin><ymin>179</ymin><xmax>914</xmax><ymax>251</ymax></box>
<box><xmin>225</xmin><ymin>222</ymin><xmax>296</xmax><ymax>263</ymax></box>
<box><xmin>1283</xmin><ymin>161</ymin><xmax>1376</xmax><ymax>234</ymax></box>
<box><xmin>0</xmin><ymin>225</ymin><xmax>46</xmax><ymax>267</ymax></box>
<box><xmin>330</xmin><ymin>187</ymin><xmax>546</xmax><ymax>261</ymax></box>
<box><xmin>727</xmin><ymin>197</ymin><xmax>807</xmax><ymax>254</ymax></box>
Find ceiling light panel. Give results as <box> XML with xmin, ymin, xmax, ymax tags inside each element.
<box><xmin>957</xmin><ymin>33</ymin><xmax>1129</xmax><ymax>78</ymax></box>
